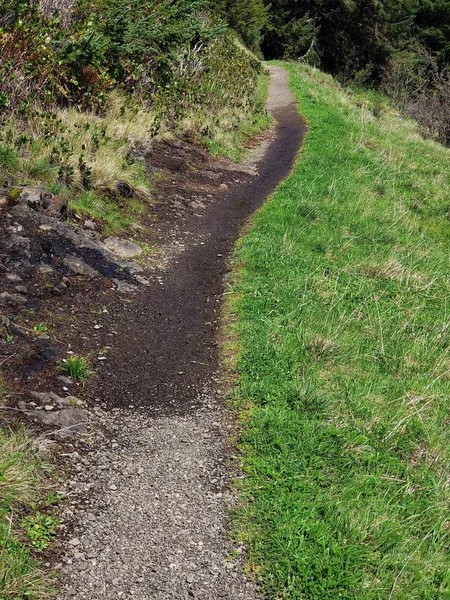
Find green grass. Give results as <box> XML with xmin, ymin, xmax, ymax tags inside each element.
<box><xmin>59</xmin><ymin>355</ymin><xmax>89</xmax><ymax>381</ymax></box>
<box><xmin>230</xmin><ymin>63</ymin><xmax>450</xmax><ymax>599</ymax></box>
<box><xmin>0</xmin><ymin>429</ymin><xmax>50</xmax><ymax>599</ymax></box>
<box><xmin>200</xmin><ymin>68</ymin><xmax>273</xmax><ymax>162</ymax></box>
<box><xmin>70</xmin><ymin>189</ymin><xmax>135</xmax><ymax>233</ymax></box>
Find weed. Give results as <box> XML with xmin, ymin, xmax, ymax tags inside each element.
<box><xmin>21</xmin><ymin>513</ymin><xmax>60</xmax><ymax>552</ymax></box>
<box><xmin>32</xmin><ymin>323</ymin><xmax>48</xmax><ymax>334</ymax></box>
<box><xmin>0</xmin><ymin>429</ymin><xmax>49</xmax><ymax>598</ymax></box>
<box><xmin>59</xmin><ymin>356</ymin><xmax>89</xmax><ymax>381</ymax></box>
<box><xmin>0</xmin><ymin>145</ymin><xmax>19</xmax><ymax>171</ymax></box>
<box><xmin>44</xmin><ymin>491</ymin><xmax>65</xmax><ymax>507</ymax></box>
<box><xmin>0</xmin><ymin>430</ymin><xmax>41</xmax><ymax>508</ymax></box>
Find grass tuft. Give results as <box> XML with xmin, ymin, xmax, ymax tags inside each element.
<box><xmin>59</xmin><ymin>355</ymin><xmax>89</xmax><ymax>381</ymax></box>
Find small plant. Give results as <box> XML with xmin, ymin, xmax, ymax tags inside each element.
<box><xmin>59</xmin><ymin>356</ymin><xmax>89</xmax><ymax>381</ymax></box>
<box><xmin>32</xmin><ymin>323</ymin><xmax>48</xmax><ymax>334</ymax></box>
<box><xmin>21</xmin><ymin>513</ymin><xmax>60</xmax><ymax>552</ymax></box>
<box><xmin>4</xmin><ymin>332</ymin><xmax>13</xmax><ymax>344</ymax></box>
<box><xmin>0</xmin><ymin>144</ymin><xmax>19</xmax><ymax>170</ymax></box>
<box><xmin>44</xmin><ymin>491</ymin><xmax>65</xmax><ymax>507</ymax></box>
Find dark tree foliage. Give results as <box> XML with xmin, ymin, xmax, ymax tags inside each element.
<box><xmin>416</xmin><ymin>0</ymin><xmax>450</xmax><ymax>63</ymax></box>
<box><xmin>213</xmin><ymin>0</ymin><xmax>269</xmax><ymax>49</ymax></box>
<box><xmin>262</xmin><ymin>0</ymin><xmax>419</xmax><ymax>80</ymax></box>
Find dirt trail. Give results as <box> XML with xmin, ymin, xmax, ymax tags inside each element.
<box><xmin>57</xmin><ymin>66</ymin><xmax>305</xmax><ymax>600</ymax></box>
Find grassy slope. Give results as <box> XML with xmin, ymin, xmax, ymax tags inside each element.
<box><xmin>1</xmin><ymin>44</ymin><xmax>270</xmax><ymax>235</ymax></box>
<box><xmin>231</xmin><ymin>63</ymin><xmax>450</xmax><ymax>599</ymax></box>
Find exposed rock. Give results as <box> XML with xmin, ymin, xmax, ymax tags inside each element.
<box><xmin>7</xmin><ymin>223</ymin><xmax>24</xmax><ymax>234</ymax></box>
<box><xmin>53</xmin><ymin>281</ymin><xmax>68</xmax><ymax>295</ymax></box>
<box><xmin>15</xmin><ymin>187</ymin><xmax>67</xmax><ymax>219</ymax></box>
<box><xmin>135</xmin><ymin>275</ymin><xmax>151</xmax><ymax>286</ymax></box>
<box><xmin>114</xmin><ymin>280</ymin><xmax>138</xmax><ymax>294</ymax></box>
<box><xmin>84</xmin><ymin>220</ymin><xmax>97</xmax><ymax>230</ymax></box>
<box><xmin>5</xmin><ymin>273</ymin><xmax>22</xmax><ymax>282</ymax></box>
<box><xmin>31</xmin><ymin>391</ymin><xmax>65</xmax><ymax>406</ymax></box>
<box><xmin>28</xmin><ymin>407</ymin><xmax>88</xmax><ymax>439</ymax></box>
<box><xmin>7</xmin><ymin>235</ymin><xmax>31</xmax><ymax>255</ymax></box>
<box><xmin>104</xmin><ymin>237</ymin><xmax>143</xmax><ymax>259</ymax></box>
<box><xmin>123</xmin><ymin>261</ymin><xmax>144</xmax><ymax>274</ymax></box>
<box><xmin>63</xmin><ymin>255</ymin><xmax>99</xmax><ymax>277</ymax></box>
<box><xmin>20</xmin><ymin>188</ymin><xmax>53</xmax><ymax>211</ymax></box>
<box><xmin>31</xmin><ymin>391</ymin><xmax>82</xmax><ymax>408</ymax></box>
<box><xmin>0</xmin><ymin>291</ymin><xmax>27</xmax><ymax>306</ymax></box>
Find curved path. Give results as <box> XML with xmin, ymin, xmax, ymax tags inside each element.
<box><xmin>58</xmin><ymin>67</ymin><xmax>305</xmax><ymax>600</ymax></box>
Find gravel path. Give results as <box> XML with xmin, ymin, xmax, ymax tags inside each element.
<box><xmin>57</xmin><ymin>66</ymin><xmax>304</xmax><ymax>600</ymax></box>
<box><xmin>58</xmin><ymin>388</ymin><xmax>257</xmax><ymax>599</ymax></box>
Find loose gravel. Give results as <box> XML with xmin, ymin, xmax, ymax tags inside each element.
<box><xmin>58</xmin><ymin>388</ymin><xmax>257</xmax><ymax>600</ymax></box>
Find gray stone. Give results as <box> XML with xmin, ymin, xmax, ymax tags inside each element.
<box><xmin>68</xmin><ymin>538</ymin><xmax>81</xmax><ymax>546</ymax></box>
<box><xmin>84</xmin><ymin>220</ymin><xmax>97</xmax><ymax>230</ymax></box>
<box><xmin>135</xmin><ymin>275</ymin><xmax>151</xmax><ymax>286</ymax></box>
<box><xmin>20</xmin><ymin>188</ymin><xmax>53</xmax><ymax>211</ymax></box>
<box><xmin>53</xmin><ymin>282</ymin><xmax>68</xmax><ymax>295</ymax></box>
<box><xmin>63</xmin><ymin>255</ymin><xmax>99</xmax><ymax>277</ymax></box>
<box><xmin>122</xmin><ymin>261</ymin><xmax>144</xmax><ymax>274</ymax></box>
<box><xmin>31</xmin><ymin>391</ymin><xmax>81</xmax><ymax>409</ymax></box>
<box><xmin>7</xmin><ymin>235</ymin><xmax>31</xmax><ymax>254</ymax></box>
<box><xmin>114</xmin><ymin>280</ymin><xmax>138</xmax><ymax>294</ymax></box>
<box><xmin>104</xmin><ymin>237</ymin><xmax>142</xmax><ymax>259</ymax></box>
<box><xmin>28</xmin><ymin>407</ymin><xmax>88</xmax><ymax>439</ymax></box>
<box><xmin>31</xmin><ymin>391</ymin><xmax>63</xmax><ymax>406</ymax></box>
<box><xmin>5</xmin><ymin>273</ymin><xmax>22</xmax><ymax>283</ymax></box>
<box><xmin>0</xmin><ymin>292</ymin><xmax>27</xmax><ymax>306</ymax></box>
<box><xmin>7</xmin><ymin>224</ymin><xmax>24</xmax><ymax>234</ymax></box>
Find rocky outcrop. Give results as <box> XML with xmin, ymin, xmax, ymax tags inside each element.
<box><xmin>0</xmin><ymin>186</ymin><xmax>149</xmax><ymax>310</ymax></box>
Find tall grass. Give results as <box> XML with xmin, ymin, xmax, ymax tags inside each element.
<box><xmin>230</xmin><ymin>63</ymin><xmax>450</xmax><ymax>599</ymax></box>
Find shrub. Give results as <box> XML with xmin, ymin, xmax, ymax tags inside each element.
<box><xmin>382</xmin><ymin>49</ymin><xmax>450</xmax><ymax>145</ymax></box>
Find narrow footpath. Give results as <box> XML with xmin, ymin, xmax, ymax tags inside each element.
<box><xmin>58</xmin><ymin>66</ymin><xmax>305</xmax><ymax>600</ymax></box>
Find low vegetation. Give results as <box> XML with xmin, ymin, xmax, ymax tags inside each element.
<box><xmin>59</xmin><ymin>355</ymin><xmax>89</xmax><ymax>381</ymax></box>
<box><xmin>0</xmin><ymin>0</ymin><xmax>269</xmax><ymax>232</ymax></box>
<box><xmin>230</xmin><ymin>63</ymin><xmax>450</xmax><ymax>599</ymax></box>
<box><xmin>0</xmin><ymin>429</ymin><xmax>51</xmax><ymax>599</ymax></box>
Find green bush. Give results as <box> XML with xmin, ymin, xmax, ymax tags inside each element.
<box><xmin>0</xmin><ymin>0</ymin><xmax>250</xmax><ymax>112</ymax></box>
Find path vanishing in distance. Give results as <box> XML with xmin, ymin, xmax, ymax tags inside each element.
<box><xmin>58</xmin><ymin>66</ymin><xmax>305</xmax><ymax>600</ymax></box>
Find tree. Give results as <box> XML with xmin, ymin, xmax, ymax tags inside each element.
<box><xmin>415</xmin><ymin>0</ymin><xmax>450</xmax><ymax>64</ymax></box>
<box><xmin>262</xmin><ymin>0</ymin><xmax>419</xmax><ymax>80</ymax></box>
<box><xmin>214</xmin><ymin>0</ymin><xmax>269</xmax><ymax>49</ymax></box>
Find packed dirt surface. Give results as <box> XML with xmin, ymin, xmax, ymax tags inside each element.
<box><xmin>2</xmin><ymin>66</ymin><xmax>305</xmax><ymax>599</ymax></box>
<box><xmin>89</xmin><ymin>66</ymin><xmax>305</xmax><ymax>415</ymax></box>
